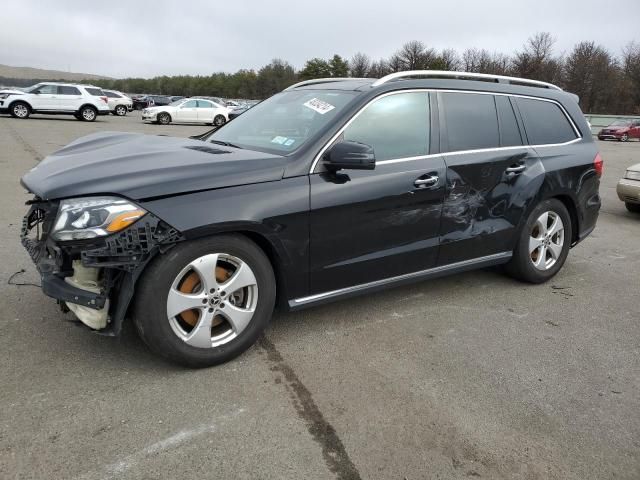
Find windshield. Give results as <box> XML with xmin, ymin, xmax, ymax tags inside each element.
<box><xmin>169</xmin><ymin>99</ymin><xmax>185</xmax><ymax>106</ymax></box>
<box><xmin>609</xmin><ymin>120</ymin><xmax>631</xmax><ymax>127</ymax></box>
<box><xmin>26</xmin><ymin>84</ymin><xmax>44</xmax><ymax>93</ymax></box>
<box><xmin>208</xmin><ymin>90</ymin><xmax>358</xmax><ymax>154</ymax></box>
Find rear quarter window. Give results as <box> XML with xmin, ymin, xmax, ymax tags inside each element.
<box><xmin>516</xmin><ymin>98</ymin><xmax>578</xmax><ymax>145</ymax></box>
<box><xmin>85</xmin><ymin>87</ymin><xmax>105</xmax><ymax>96</ymax></box>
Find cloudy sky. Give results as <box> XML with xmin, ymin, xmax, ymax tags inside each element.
<box><xmin>2</xmin><ymin>0</ymin><xmax>638</xmax><ymax>78</ymax></box>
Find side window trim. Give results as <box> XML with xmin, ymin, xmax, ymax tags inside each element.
<box><xmin>495</xmin><ymin>95</ymin><xmax>524</xmax><ymax>147</ymax></box>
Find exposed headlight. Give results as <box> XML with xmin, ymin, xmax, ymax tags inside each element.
<box><xmin>0</xmin><ymin>93</ymin><xmax>10</xmax><ymax>99</ymax></box>
<box><xmin>51</xmin><ymin>196</ymin><xmax>146</xmax><ymax>241</ymax></box>
<box><xmin>625</xmin><ymin>170</ymin><xmax>640</xmax><ymax>181</ymax></box>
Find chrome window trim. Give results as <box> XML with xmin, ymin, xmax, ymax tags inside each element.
<box><xmin>291</xmin><ymin>251</ymin><xmax>512</xmax><ymax>306</ymax></box>
<box><xmin>309</xmin><ymin>88</ymin><xmax>582</xmax><ymax>174</ymax></box>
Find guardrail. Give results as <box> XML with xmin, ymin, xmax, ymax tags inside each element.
<box><xmin>584</xmin><ymin>114</ymin><xmax>640</xmax><ymax>135</ymax></box>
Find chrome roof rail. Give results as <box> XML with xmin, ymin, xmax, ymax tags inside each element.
<box><xmin>284</xmin><ymin>78</ymin><xmax>369</xmax><ymax>91</ymax></box>
<box><xmin>371</xmin><ymin>70</ymin><xmax>562</xmax><ymax>91</ymax></box>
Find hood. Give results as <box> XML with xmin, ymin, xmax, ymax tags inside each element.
<box><xmin>628</xmin><ymin>163</ymin><xmax>640</xmax><ymax>173</ymax></box>
<box><xmin>21</xmin><ymin>131</ymin><xmax>288</xmax><ymax>200</ymax></box>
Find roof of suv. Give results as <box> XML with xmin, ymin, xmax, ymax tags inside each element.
<box><xmin>32</xmin><ymin>81</ymin><xmax>102</xmax><ymax>88</ymax></box>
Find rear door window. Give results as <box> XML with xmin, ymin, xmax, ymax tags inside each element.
<box><xmin>58</xmin><ymin>86</ymin><xmax>81</xmax><ymax>95</ymax></box>
<box><xmin>441</xmin><ymin>92</ymin><xmax>499</xmax><ymax>152</ymax></box>
<box><xmin>516</xmin><ymin>98</ymin><xmax>578</xmax><ymax>145</ymax></box>
<box><xmin>197</xmin><ymin>100</ymin><xmax>213</xmax><ymax>108</ymax></box>
<box><xmin>342</xmin><ymin>91</ymin><xmax>430</xmax><ymax>161</ymax></box>
<box><xmin>495</xmin><ymin>95</ymin><xmax>523</xmax><ymax>147</ymax></box>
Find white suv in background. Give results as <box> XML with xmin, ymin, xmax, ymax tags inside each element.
<box><xmin>104</xmin><ymin>89</ymin><xmax>133</xmax><ymax>116</ymax></box>
<box><xmin>0</xmin><ymin>82</ymin><xmax>110</xmax><ymax>121</ymax></box>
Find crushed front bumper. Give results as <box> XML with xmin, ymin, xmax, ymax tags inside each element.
<box><xmin>21</xmin><ymin>199</ymin><xmax>183</xmax><ymax>335</ymax></box>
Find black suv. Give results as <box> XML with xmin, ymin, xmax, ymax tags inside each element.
<box><xmin>20</xmin><ymin>71</ymin><xmax>601</xmax><ymax>367</ymax></box>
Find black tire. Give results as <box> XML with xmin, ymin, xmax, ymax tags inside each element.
<box><xmin>157</xmin><ymin>112</ymin><xmax>171</xmax><ymax>125</ymax></box>
<box><xmin>10</xmin><ymin>101</ymin><xmax>31</xmax><ymax>119</ymax></box>
<box><xmin>133</xmin><ymin>234</ymin><xmax>276</xmax><ymax>368</ymax></box>
<box><xmin>213</xmin><ymin>115</ymin><xmax>226</xmax><ymax>127</ymax></box>
<box><xmin>79</xmin><ymin>105</ymin><xmax>97</xmax><ymax>122</ymax></box>
<box><xmin>625</xmin><ymin>202</ymin><xmax>640</xmax><ymax>213</ymax></box>
<box><xmin>620</xmin><ymin>133</ymin><xmax>629</xmax><ymax>142</ymax></box>
<box><xmin>135</xmin><ymin>104</ymin><xmax>144</xmax><ymax>111</ymax></box>
<box><xmin>115</xmin><ymin>105</ymin><xmax>127</xmax><ymax>116</ymax></box>
<box><xmin>506</xmin><ymin>198</ymin><xmax>572</xmax><ymax>284</ymax></box>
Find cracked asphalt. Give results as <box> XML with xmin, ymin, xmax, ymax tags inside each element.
<box><xmin>1</xmin><ymin>112</ymin><xmax>638</xmax><ymax>479</ymax></box>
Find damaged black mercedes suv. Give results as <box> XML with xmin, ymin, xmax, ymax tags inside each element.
<box><xmin>21</xmin><ymin>71</ymin><xmax>602</xmax><ymax>367</ymax></box>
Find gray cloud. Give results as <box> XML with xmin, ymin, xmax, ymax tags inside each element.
<box><xmin>2</xmin><ymin>0</ymin><xmax>638</xmax><ymax>78</ymax></box>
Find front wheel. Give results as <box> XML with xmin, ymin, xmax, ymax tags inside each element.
<box><xmin>506</xmin><ymin>199</ymin><xmax>572</xmax><ymax>283</ymax></box>
<box><xmin>620</xmin><ymin>133</ymin><xmax>629</xmax><ymax>142</ymax></box>
<box><xmin>10</xmin><ymin>102</ymin><xmax>30</xmax><ymax>119</ymax></box>
<box><xmin>133</xmin><ymin>234</ymin><xmax>276</xmax><ymax>367</ymax></box>
<box><xmin>157</xmin><ymin>112</ymin><xmax>171</xmax><ymax>125</ymax></box>
<box><xmin>625</xmin><ymin>202</ymin><xmax>640</xmax><ymax>213</ymax></box>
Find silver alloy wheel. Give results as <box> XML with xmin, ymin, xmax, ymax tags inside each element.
<box><xmin>158</xmin><ymin>113</ymin><xmax>170</xmax><ymax>125</ymax></box>
<box><xmin>620</xmin><ymin>133</ymin><xmax>629</xmax><ymax>142</ymax></box>
<box><xmin>529</xmin><ymin>211</ymin><xmax>564</xmax><ymax>271</ymax></box>
<box><xmin>13</xmin><ymin>104</ymin><xmax>28</xmax><ymax>118</ymax></box>
<box><xmin>167</xmin><ymin>253</ymin><xmax>259</xmax><ymax>348</ymax></box>
<box><xmin>82</xmin><ymin>108</ymin><xmax>96</xmax><ymax>121</ymax></box>
<box><xmin>214</xmin><ymin>115</ymin><xmax>225</xmax><ymax>126</ymax></box>
<box><xmin>116</xmin><ymin>105</ymin><xmax>126</xmax><ymax>116</ymax></box>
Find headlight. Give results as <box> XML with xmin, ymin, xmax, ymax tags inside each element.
<box><xmin>625</xmin><ymin>170</ymin><xmax>640</xmax><ymax>181</ymax></box>
<box><xmin>51</xmin><ymin>196</ymin><xmax>146</xmax><ymax>241</ymax></box>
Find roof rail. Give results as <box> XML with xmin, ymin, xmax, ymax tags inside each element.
<box><xmin>284</xmin><ymin>78</ymin><xmax>369</xmax><ymax>91</ymax></box>
<box><xmin>371</xmin><ymin>70</ymin><xmax>562</xmax><ymax>91</ymax></box>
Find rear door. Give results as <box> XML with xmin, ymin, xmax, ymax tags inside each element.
<box><xmin>309</xmin><ymin>91</ymin><xmax>446</xmax><ymax>294</ymax></box>
<box><xmin>175</xmin><ymin>100</ymin><xmax>198</xmax><ymax>122</ymax></box>
<box><xmin>57</xmin><ymin>86</ymin><xmax>83</xmax><ymax>110</ymax></box>
<box><xmin>196</xmin><ymin>100</ymin><xmax>214</xmax><ymax>123</ymax></box>
<box><xmin>437</xmin><ymin>91</ymin><xmax>541</xmax><ymax>265</ymax></box>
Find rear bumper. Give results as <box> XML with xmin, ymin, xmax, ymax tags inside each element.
<box><xmin>617</xmin><ymin>178</ymin><xmax>640</xmax><ymax>204</ymax></box>
<box><xmin>97</xmin><ymin>109</ymin><xmax>110</xmax><ymax>116</ymax></box>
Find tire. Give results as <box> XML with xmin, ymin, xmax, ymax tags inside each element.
<box><xmin>115</xmin><ymin>105</ymin><xmax>127</xmax><ymax>116</ymax></box>
<box><xmin>135</xmin><ymin>104</ymin><xmax>144</xmax><ymax>111</ymax></box>
<box><xmin>620</xmin><ymin>133</ymin><xmax>629</xmax><ymax>142</ymax></box>
<box><xmin>157</xmin><ymin>112</ymin><xmax>171</xmax><ymax>125</ymax></box>
<box><xmin>133</xmin><ymin>234</ymin><xmax>276</xmax><ymax>367</ymax></box>
<box><xmin>506</xmin><ymin>198</ymin><xmax>572</xmax><ymax>283</ymax></box>
<box><xmin>79</xmin><ymin>105</ymin><xmax>97</xmax><ymax>122</ymax></box>
<box><xmin>213</xmin><ymin>115</ymin><xmax>226</xmax><ymax>127</ymax></box>
<box><xmin>10</xmin><ymin>101</ymin><xmax>30</xmax><ymax>119</ymax></box>
<box><xmin>625</xmin><ymin>202</ymin><xmax>640</xmax><ymax>213</ymax></box>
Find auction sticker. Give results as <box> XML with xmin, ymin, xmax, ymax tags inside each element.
<box><xmin>303</xmin><ymin>98</ymin><xmax>335</xmax><ymax>115</ymax></box>
<box><xmin>271</xmin><ymin>136</ymin><xmax>288</xmax><ymax>144</ymax></box>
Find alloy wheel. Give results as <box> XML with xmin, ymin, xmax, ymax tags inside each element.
<box><xmin>167</xmin><ymin>253</ymin><xmax>258</xmax><ymax>348</ymax></box>
<box><xmin>620</xmin><ymin>133</ymin><xmax>629</xmax><ymax>142</ymax></box>
<box><xmin>214</xmin><ymin>115</ymin><xmax>226</xmax><ymax>127</ymax></box>
<box><xmin>13</xmin><ymin>104</ymin><xmax>28</xmax><ymax>118</ymax></box>
<box><xmin>82</xmin><ymin>108</ymin><xmax>96</xmax><ymax>121</ymax></box>
<box><xmin>116</xmin><ymin>105</ymin><xmax>126</xmax><ymax>116</ymax></box>
<box><xmin>529</xmin><ymin>211</ymin><xmax>564</xmax><ymax>271</ymax></box>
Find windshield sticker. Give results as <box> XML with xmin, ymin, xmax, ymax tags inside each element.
<box><xmin>303</xmin><ymin>98</ymin><xmax>335</xmax><ymax>115</ymax></box>
<box><xmin>271</xmin><ymin>136</ymin><xmax>288</xmax><ymax>144</ymax></box>
<box><xmin>284</xmin><ymin>139</ymin><xmax>295</xmax><ymax>146</ymax></box>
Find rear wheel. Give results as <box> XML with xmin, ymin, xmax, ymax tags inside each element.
<box><xmin>10</xmin><ymin>102</ymin><xmax>30</xmax><ymax>119</ymax></box>
<box><xmin>115</xmin><ymin>105</ymin><xmax>127</xmax><ymax>116</ymax></box>
<box><xmin>133</xmin><ymin>234</ymin><xmax>276</xmax><ymax>367</ymax></box>
<box><xmin>213</xmin><ymin>115</ymin><xmax>226</xmax><ymax>127</ymax></box>
<box><xmin>625</xmin><ymin>202</ymin><xmax>640</xmax><ymax>213</ymax></box>
<box><xmin>506</xmin><ymin>199</ymin><xmax>572</xmax><ymax>283</ymax></box>
<box><xmin>157</xmin><ymin>112</ymin><xmax>171</xmax><ymax>125</ymax></box>
<box><xmin>79</xmin><ymin>106</ymin><xmax>97</xmax><ymax>122</ymax></box>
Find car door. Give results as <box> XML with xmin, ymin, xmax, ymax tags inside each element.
<box><xmin>437</xmin><ymin>92</ymin><xmax>542</xmax><ymax>265</ymax></box>
<box><xmin>196</xmin><ymin>100</ymin><xmax>214</xmax><ymax>123</ymax></box>
<box><xmin>30</xmin><ymin>84</ymin><xmax>58</xmax><ymax>110</ymax></box>
<box><xmin>175</xmin><ymin>100</ymin><xmax>198</xmax><ymax>122</ymax></box>
<box><xmin>57</xmin><ymin>86</ymin><xmax>82</xmax><ymax>111</ymax></box>
<box><xmin>309</xmin><ymin>91</ymin><xmax>446</xmax><ymax>294</ymax></box>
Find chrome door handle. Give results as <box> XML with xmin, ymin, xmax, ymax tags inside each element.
<box><xmin>505</xmin><ymin>164</ymin><xmax>526</xmax><ymax>174</ymax></box>
<box><xmin>414</xmin><ymin>175</ymin><xmax>438</xmax><ymax>187</ymax></box>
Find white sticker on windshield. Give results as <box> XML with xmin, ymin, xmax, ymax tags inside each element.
<box><xmin>271</xmin><ymin>136</ymin><xmax>288</xmax><ymax>144</ymax></box>
<box><xmin>284</xmin><ymin>139</ymin><xmax>295</xmax><ymax>146</ymax></box>
<box><xmin>303</xmin><ymin>98</ymin><xmax>335</xmax><ymax>115</ymax></box>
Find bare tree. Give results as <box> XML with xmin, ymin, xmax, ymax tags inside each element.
<box><xmin>392</xmin><ymin>41</ymin><xmax>436</xmax><ymax>70</ymax></box>
<box><xmin>367</xmin><ymin>59</ymin><xmax>391</xmax><ymax>78</ymax></box>
<box><xmin>621</xmin><ymin>42</ymin><xmax>640</xmax><ymax>113</ymax></box>
<box><xmin>462</xmin><ymin>49</ymin><xmax>509</xmax><ymax>74</ymax></box>
<box><xmin>349</xmin><ymin>52</ymin><xmax>371</xmax><ymax>77</ymax></box>
<box><xmin>511</xmin><ymin>32</ymin><xmax>563</xmax><ymax>83</ymax></box>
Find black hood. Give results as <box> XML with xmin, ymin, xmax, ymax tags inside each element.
<box><xmin>21</xmin><ymin>131</ymin><xmax>288</xmax><ymax>200</ymax></box>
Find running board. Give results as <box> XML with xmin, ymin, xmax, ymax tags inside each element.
<box><xmin>289</xmin><ymin>252</ymin><xmax>512</xmax><ymax>310</ymax></box>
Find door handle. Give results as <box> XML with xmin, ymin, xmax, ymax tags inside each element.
<box><xmin>505</xmin><ymin>164</ymin><xmax>526</xmax><ymax>174</ymax></box>
<box><xmin>414</xmin><ymin>175</ymin><xmax>439</xmax><ymax>187</ymax></box>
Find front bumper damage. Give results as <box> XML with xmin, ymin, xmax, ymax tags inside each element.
<box><xmin>21</xmin><ymin>199</ymin><xmax>183</xmax><ymax>335</ymax></box>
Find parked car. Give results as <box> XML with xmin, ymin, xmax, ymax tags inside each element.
<box><xmin>0</xmin><ymin>82</ymin><xmax>110</xmax><ymax>121</ymax></box>
<box><xmin>597</xmin><ymin>119</ymin><xmax>640</xmax><ymax>142</ymax></box>
<box><xmin>133</xmin><ymin>95</ymin><xmax>172</xmax><ymax>110</ymax></box>
<box><xmin>170</xmin><ymin>96</ymin><xmax>185</xmax><ymax>102</ymax></box>
<box><xmin>104</xmin><ymin>89</ymin><xmax>133</xmax><ymax>116</ymax></box>
<box><xmin>20</xmin><ymin>71</ymin><xmax>601</xmax><ymax>367</ymax></box>
<box><xmin>617</xmin><ymin>163</ymin><xmax>640</xmax><ymax>212</ymax></box>
<box><xmin>142</xmin><ymin>97</ymin><xmax>229</xmax><ymax>125</ymax></box>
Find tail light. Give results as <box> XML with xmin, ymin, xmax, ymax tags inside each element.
<box><xmin>594</xmin><ymin>153</ymin><xmax>603</xmax><ymax>177</ymax></box>
<box><xmin>100</xmin><ymin>96</ymin><xmax>108</xmax><ymax>104</ymax></box>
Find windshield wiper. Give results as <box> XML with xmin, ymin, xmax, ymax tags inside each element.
<box><xmin>209</xmin><ymin>140</ymin><xmax>243</xmax><ymax>149</ymax></box>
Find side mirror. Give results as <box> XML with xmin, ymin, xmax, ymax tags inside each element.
<box><xmin>324</xmin><ymin>141</ymin><xmax>375</xmax><ymax>171</ymax></box>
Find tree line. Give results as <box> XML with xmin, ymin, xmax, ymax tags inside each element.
<box><xmin>4</xmin><ymin>33</ymin><xmax>640</xmax><ymax>114</ymax></box>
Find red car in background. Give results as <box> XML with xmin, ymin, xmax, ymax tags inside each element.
<box><xmin>598</xmin><ymin>119</ymin><xmax>640</xmax><ymax>142</ymax></box>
